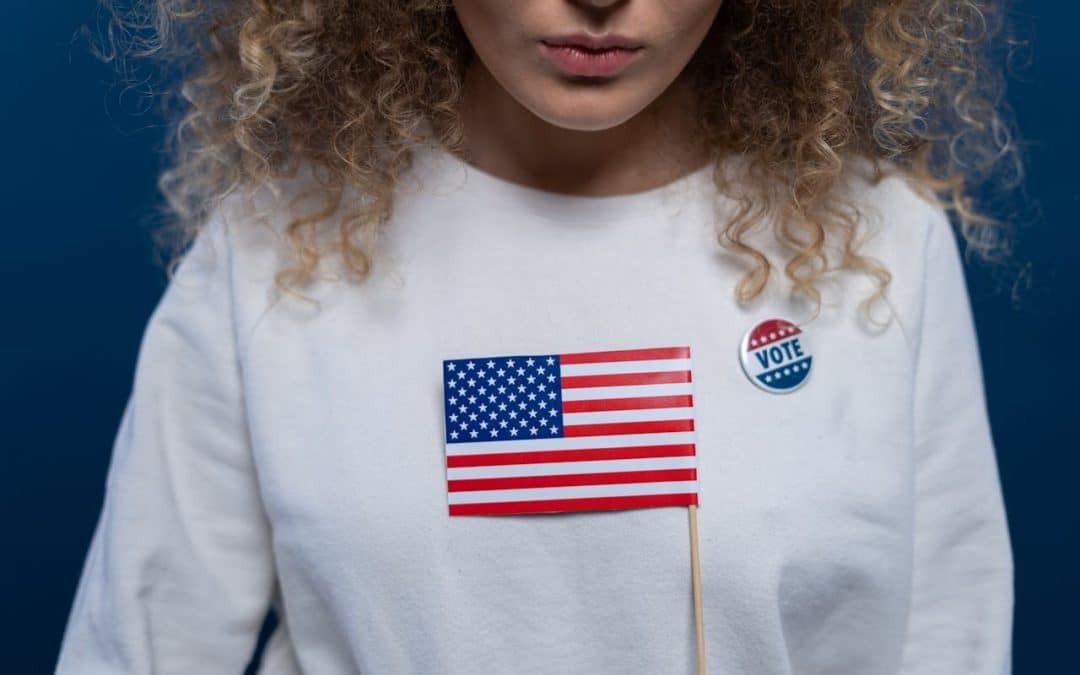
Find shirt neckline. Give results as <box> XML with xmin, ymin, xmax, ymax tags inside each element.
<box><xmin>407</xmin><ymin>136</ymin><xmax>716</xmax><ymax>226</ymax></box>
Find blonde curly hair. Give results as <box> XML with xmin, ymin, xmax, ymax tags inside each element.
<box><xmin>94</xmin><ymin>0</ymin><xmax>1024</xmax><ymax>318</ymax></box>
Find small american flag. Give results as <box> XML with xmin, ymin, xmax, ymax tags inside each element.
<box><xmin>441</xmin><ymin>345</ymin><xmax>698</xmax><ymax>516</ymax></box>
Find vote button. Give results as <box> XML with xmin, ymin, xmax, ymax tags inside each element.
<box><xmin>739</xmin><ymin>318</ymin><xmax>813</xmax><ymax>394</ymax></box>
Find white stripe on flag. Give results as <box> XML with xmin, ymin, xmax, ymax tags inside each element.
<box><xmin>559</xmin><ymin>357</ymin><xmax>693</xmax><ymax>376</ymax></box>
<box><xmin>445</xmin><ymin>430</ymin><xmax>697</xmax><ymax>456</ymax></box>
<box><xmin>447</xmin><ymin>455</ymin><xmax>697</xmax><ymax>480</ymax></box>
<box><xmin>447</xmin><ymin>480</ymin><xmax>700</xmax><ymax>504</ymax></box>
<box><xmin>559</xmin><ymin>382</ymin><xmax>693</xmax><ymax>401</ymax></box>
<box><xmin>562</xmin><ymin>406</ymin><xmax>695</xmax><ymax>426</ymax></box>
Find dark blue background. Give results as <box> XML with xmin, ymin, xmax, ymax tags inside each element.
<box><xmin>3</xmin><ymin>2</ymin><xmax>1075</xmax><ymax>672</ymax></box>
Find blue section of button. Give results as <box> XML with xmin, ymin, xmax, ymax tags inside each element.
<box><xmin>755</xmin><ymin>356</ymin><xmax>812</xmax><ymax>391</ymax></box>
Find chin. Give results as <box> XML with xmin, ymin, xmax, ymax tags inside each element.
<box><xmin>521</xmin><ymin>86</ymin><xmax>652</xmax><ymax>132</ymax></box>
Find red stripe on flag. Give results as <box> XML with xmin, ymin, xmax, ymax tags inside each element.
<box><xmin>449</xmin><ymin>492</ymin><xmax>699</xmax><ymax>516</ymax></box>
<box><xmin>448</xmin><ymin>468</ymin><xmax>696</xmax><ymax>492</ymax></box>
<box><xmin>561</xmin><ymin>394</ymin><xmax>694</xmax><ymax>413</ymax></box>
<box><xmin>563</xmin><ymin>419</ymin><xmax>695</xmax><ymax>437</ymax></box>
<box><xmin>560</xmin><ymin>369</ymin><xmax>691</xmax><ymax>389</ymax></box>
<box><xmin>446</xmin><ymin>443</ymin><xmax>697</xmax><ymax>468</ymax></box>
<box><xmin>559</xmin><ymin>346</ymin><xmax>691</xmax><ymax>364</ymax></box>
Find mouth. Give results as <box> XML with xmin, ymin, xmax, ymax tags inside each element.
<box><xmin>543</xmin><ymin>32</ymin><xmax>645</xmax><ymax>50</ymax></box>
<box><xmin>539</xmin><ymin>35</ymin><xmax>645</xmax><ymax>78</ymax></box>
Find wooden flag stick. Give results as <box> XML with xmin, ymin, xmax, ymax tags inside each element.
<box><xmin>688</xmin><ymin>504</ymin><xmax>705</xmax><ymax>674</ymax></box>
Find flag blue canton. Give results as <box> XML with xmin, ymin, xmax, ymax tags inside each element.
<box><xmin>442</xmin><ymin>354</ymin><xmax>565</xmax><ymax>444</ymax></box>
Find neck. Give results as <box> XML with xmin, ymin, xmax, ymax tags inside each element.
<box><xmin>454</xmin><ymin>58</ymin><xmax>711</xmax><ymax>197</ymax></box>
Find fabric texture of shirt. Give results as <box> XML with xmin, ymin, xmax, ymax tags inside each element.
<box><xmin>56</xmin><ymin>134</ymin><xmax>1014</xmax><ymax>674</ymax></box>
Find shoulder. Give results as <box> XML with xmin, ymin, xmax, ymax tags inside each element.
<box><xmin>191</xmin><ymin>162</ymin><xmax>341</xmax><ymax>350</ymax></box>
<box><xmin>830</xmin><ymin>155</ymin><xmax>962</xmax><ymax>346</ymax></box>
<box><xmin>723</xmin><ymin>153</ymin><xmax>953</xmax><ymax>301</ymax></box>
<box><xmin>837</xmin><ymin>155</ymin><xmax>951</xmax><ymax>263</ymax></box>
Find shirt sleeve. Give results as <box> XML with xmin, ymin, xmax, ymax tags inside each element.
<box><xmin>897</xmin><ymin>205</ymin><xmax>1015</xmax><ymax>673</ymax></box>
<box><xmin>55</xmin><ymin>212</ymin><xmax>277</xmax><ymax>673</ymax></box>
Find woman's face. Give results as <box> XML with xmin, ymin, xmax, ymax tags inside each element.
<box><xmin>451</xmin><ymin>0</ymin><xmax>723</xmax><ymax>131</ymax></box>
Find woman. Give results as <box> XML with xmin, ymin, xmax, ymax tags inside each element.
<box><xmin>58</xmin><ymin>0</ymin><xmax>1018</xmax><ymax>673</ymax></box>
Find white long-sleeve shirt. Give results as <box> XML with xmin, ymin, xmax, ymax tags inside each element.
<box><xmin>56</xmin><ymin>138</ymin><xmax>1013</xmax><ymax>674</ymax></box>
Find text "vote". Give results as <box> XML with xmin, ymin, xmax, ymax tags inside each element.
<box><xmin>754</xmin><ymin>338</ymin><xmax>804</xmax><ymax>369</ymax></box>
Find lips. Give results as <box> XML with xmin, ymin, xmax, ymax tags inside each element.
<box><xmin>542</xmin><ymin>32</ymin><xmax>644</xmax><ymax>50</ymax></box>
<box><xmin>539</xmin><ymin>36</ymin><xmax>644</xmax><ymax>78</ymax></box>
